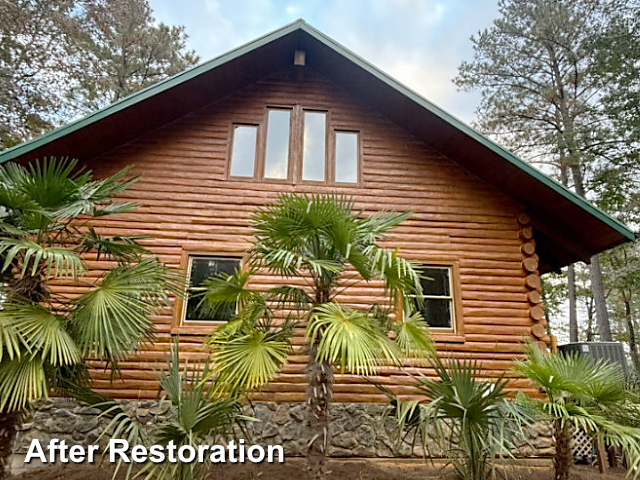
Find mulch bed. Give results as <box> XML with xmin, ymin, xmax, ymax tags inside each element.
<box><xmin>10</xmin><ymin>459</ymin><xmax>629</xmax><ymax>480</ymax></box>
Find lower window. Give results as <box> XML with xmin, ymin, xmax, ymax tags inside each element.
<box><xmin>411</xmin><ymin>265</ymin><xmax>455</xmax><ymax>330</ymax></box>
<box><xmin>184</xmin><ymin>255</ymin><xmax>241</xmax><ymax>323</ymax></box>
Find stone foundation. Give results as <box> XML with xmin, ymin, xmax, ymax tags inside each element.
<box><xmin>10</xmin><ymin>399</ymin><xmax>554</xmax><ymax>475</ymax></box>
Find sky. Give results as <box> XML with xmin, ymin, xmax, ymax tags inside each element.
<box><xmin>148</xmin><ymin>0</ymin><xmax>501</xmax><ymax>125</ymax></box>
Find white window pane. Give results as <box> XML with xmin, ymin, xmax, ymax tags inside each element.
<box><xmin>264</xmin><ymin>110</ymin><xmax>291</xmax><ymax>179</ymax></box>
<box><xmin>335</xmin><ymin>132</ymin><xmax>358</xmax><ymax>183</ymax></box>
<box><xmin>230</xmin><ymin>125</ymin><xmax>257</xmax><ymax>177</ymax></box>
<box><xmin>302</xmin><ymin>111</ymin><xmax>326</xmax><ymax>181</ymax></box>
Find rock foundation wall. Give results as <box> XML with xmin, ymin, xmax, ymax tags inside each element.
<box><xmin>10</xmin><ymin>399</ymin><xmax>554</xmax><ymax>474</ymax></box>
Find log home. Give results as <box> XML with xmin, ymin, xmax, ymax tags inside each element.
<box><xmin>0</xmin><ymin>20</ymin><xmax>634</xmax><ymax>402</ymax></box>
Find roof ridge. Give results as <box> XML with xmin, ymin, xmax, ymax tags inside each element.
<box><xmin>0</xmin><ymin>20</ymin><xmax>634</xmax><ymax>242</ymax></box>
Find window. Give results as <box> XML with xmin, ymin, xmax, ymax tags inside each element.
<box><xmin>184</xmin><ymin>256</ymin><xmax>241</xmax><ymax>322</ymax></box>
<box><xmin>411</xmin><ymin>266</ymin><xmax>455</xmax><ymax>329</ymax></box>
<box><xmin>228</xmin><ymin>106</ymin><xmax>360</xmax><ymax>185</ymax></box>
<box><xmin>229</xmin><ymin>125</ymin><xmax>258</xmax><ymax>177</ymax></box>
<box><xmin>302</xmin><ymin>111</ymin><xmax>327</xmax><ymax>181</ymax></box>
<box><xmin>264</xmin><ymin>109</ymin><xmax>291</xmax><ymax>179</ymax></box>
<box><xmin>334</xmin><ymin>131</ymin><xmax>359</xmax><ymax>183</ymax></box>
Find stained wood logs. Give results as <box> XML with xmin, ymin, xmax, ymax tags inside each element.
<box><xmin>518</xmin><ymin>213</ymin><xmax>548</xmax><ymax>347</ymax></box>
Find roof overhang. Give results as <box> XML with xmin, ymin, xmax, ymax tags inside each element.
<box><xmin>0</xmin><ymin>20</ymin><xmax>635</xmax><ymax>272</ymax></box>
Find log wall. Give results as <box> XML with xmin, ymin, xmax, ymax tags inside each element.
<box><xmin>59</xmin><ymin>67</ymin><xmax>548</xmax><ymax>401</ymax></box>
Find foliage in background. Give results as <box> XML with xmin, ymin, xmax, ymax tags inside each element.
<box><xmin>200</xmin><ymin>193</ymin><xmax>433</xmax><ymax>480</ymax></box>
<box><xmin>514</xmin><ymin>345</ymin><xmax>640</xmax><ymax>480</ymax></box>
<box><xmin>602</xmin><ymin>243</ymin><xmax>640</xmax><ymax>372</ymax></box>
<box><xmin>0</xmin><ymin>0</ymin><xmax>198</xmax><ymax>150</ymax></box>
<box><xmin>71</xmin><ymin>0</ymin><xmax>199</xmax><ymax>112</ymax></box>
<box><xmin>387</xmin><ymin>355</ymin><xmax>532</xmax><ymax>480</ymax></box>
<box><xmin>592</xmin><ymin>0</ymin><xmax>640</xmax><ymax>146</ymax></box>
<box><xmin>456</xmin><ymin>0</ymin><xmax>640</xmax><ymax>345</ymax></box>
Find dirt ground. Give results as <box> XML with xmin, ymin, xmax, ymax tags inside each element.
<box><xmin>10</xmin><ymin>459</ymin><xmax>630</xmax><ymax>480</ymax></box>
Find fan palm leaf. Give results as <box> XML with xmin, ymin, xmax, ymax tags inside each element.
<box><xmin>0</xmin><ymin>300</ymin><xmax>80</xmax><ymax>366</ymax></box>
<box><xmin>0</xmin><ymin>355</ymin><xmax>48</xmax><ymax>411</ymax></box>
<box><xmin>0</xmin><ymin>238</ymin><xmax>86</xmax><ymax>278</ymax></box>
<box><xmin>71</xmin><ymin>258</ymin><xmax>181</xmax><ymax>365</ymax></box>
<box><xmin>307</xmin><ymin>303</ymin><xmax>402</xmax><ymax>375</ymax></box>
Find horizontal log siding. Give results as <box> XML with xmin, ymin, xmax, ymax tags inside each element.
<box><xmin>65</xmin><ymin>67</ymin><xmax>545</xmax><ymax>401</ymax></box>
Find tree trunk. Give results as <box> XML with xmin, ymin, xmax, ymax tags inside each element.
<box><xmin>589</xmin><ymin>255</ymin><xmax>612</xmax><ymax>341</ymax></box>
<box><xmin>596</xmin><ymin>438</ymin><xmax>609</xmax><ymax>473</ymax></box>
<box><xmin>567</xmin><ymin>264</ymin><xmax>578</xmax><ymax>343</ymax></box>
<box><xmin>559</xmin><ymin>168</ymin><xmax>578</xmax><ymax>341</ymax></box>
<box><xmin>569</xmin><ymin>165</ymin><xmax>613</xmax><ymax>343</ymax></box>
<box><xmin>586</xmin><ymin>306</ymin><xmax>595</xmax><ymax>342</ymax></box>
<box><xmin>553</xmin><ymin>420</ymin><xmax>573</xmax><ymax>480</ymax></box>
<box><xmin>625</xmin><ymin>299</ymin><xmax>640</xmax><ymax>372</ymax></box>
<box><xmin>0</xmin><ymin>412</ymin><xmax>20</xmax><ymax>479</ymax></box>
<box><xmin>305</xmin><ymin>339</ymin><xmax>333</xmax><ymax>480</ymax></box>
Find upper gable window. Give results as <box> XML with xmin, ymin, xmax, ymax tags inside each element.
<box><xmin>229</xmin><ymin>125</ymin><xmax>258</xmax><ymax>177</ymax></box>
<box><xmin>228</xmin><ymin>106</ymin><xmax>360</xmax><ymax>185</ymax></box>
<box><xmin>264</xmin><ymin>109</ymin><xmax>291</xmax><ymax>179</ymax></box>
<box><xmin>335</xmin><ymin>131</ymin><xmax>359</xmax><ymax>183</ymax></box>
<box><xmin>302</xmin><ymin>111</ymin><xmax>327</xmax><ymax>182</ymax></box>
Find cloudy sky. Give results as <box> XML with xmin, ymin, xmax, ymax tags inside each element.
<box><xmin>148</xmin><ymin>0</ymin><xmax>500</xmax><ymax>124</ymax></box>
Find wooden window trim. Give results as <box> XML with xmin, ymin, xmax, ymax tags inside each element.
<box><xmin>171</xmin><ymin>249</ymin><xmax>246</xmax><ymax>335</ymax></box>
<box><xmin>404</xmin><ymin>260</ymin><xmax>464</xmax><ymax>341</ymax></box>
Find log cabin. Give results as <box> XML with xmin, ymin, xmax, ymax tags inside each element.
<box><xmin>0</xmin><ymin>20</ymin><xmax>635</xmax><ymax>403</ymax></box>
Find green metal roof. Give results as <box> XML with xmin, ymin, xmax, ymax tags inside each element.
<box><xmin>0</xmin><ymin>19</ymin><xmax>635</xmax><ymax>245</ymax></box>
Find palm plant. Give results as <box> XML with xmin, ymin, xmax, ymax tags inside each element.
<box><xmin>0</xmin><ymin>158</ymin><xmax>181</xmax><ymax>477</ymax></box>
<box><xmin>78</xmin><ymin>341</ymin><xmax>252</xmax><ymax>480</ymax></box>
<box><xmin>200</xmin><ymin>193</ymin><xmax>433</xmax><ymax>480</ymax></box>
<box><xmin>387</xmin><ymin>355</ymin><xmax>532</xmax><ymax>480</ymax></box>
<box><xmin>514</xmin><ymin>344</ymin><xmax>640</xmax><ymax>480</ymax></box>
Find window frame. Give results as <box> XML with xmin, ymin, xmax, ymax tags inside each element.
<box><xmin>172</xmin><ymin>249</ymin><xmax>245</xmax><ymax>335</ymax></box>
<box><xmin>226</xmin><ymin>105</ymin><xmax>361</xmax><ymax>187</ymax></box>
<box><xmin>406</xmin><ymin>261</ymin><xmax>464</xmax><ymax>336</ymax></box>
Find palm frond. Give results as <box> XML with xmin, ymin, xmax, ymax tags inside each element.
<box><xmin>0</xmin><ymin>300</ymin><xmax>80</xmax><ymax>366</ymax></box>
<box><xmin>265</xmin><ymin>285</ymin><xmax>312</xmax><ymax>310</ymax></box>
<box><xmin>307</xmin><ymin>303</ymin><xmax>401</xmax><ymax>375</ymax></box>
<box><xmin>0</xmin><ymin>355</ymin><xmax>48</xmax><ymax>412</ymax></box>
<box><xmin>78</xmin><ymin>227</ymin><xmax>149</xmax><ymax>262</ymax></box>
<box><xmin>21</xmin><ymin>158</ymin><xmax>91</xmax><ymax>212</ymax></box>
<box><xmin>367</xmin><ymin>246</ymin><xmax>423</xmax><ymax>305</ymax></box>
<box><xmin>207</xmin><ymin>328</ymin><xmax>292</xmax><ymax>394</ymax></box>
<box><xmin>0</xmin><ymin>307</ymin><xmax>23</xmax><ymax>363</ymax></box>
<box><xmin>390</xmin><ymin>356</ymin><xmax>532</xmax><ymax>480</ymax></box>
<box><xmin>393</xmin><ymin>309</ymin><xmax>435</xmax><ymax>358</ymax></box>
<box><xmin>0</xmin><ymin>238</ymin><xmax>86</xmax><ymax>279</ymax></box>
<box><xmin>200</xmin><ymin>268</ymin><xmax>261</xmax><ymax>315</ymax></box>
<box><xmin>71</xmin><ymin>258</ymin><xmax>181</xmax><ymax>365</ymax></box>
<box><xmin>356</xmin><ymin>209</ymin><xmax>413</xmax><ymax>244</ymax></box>
<box><xmin>52</xmin><ymin>165</ymin><xmax>139</xmax><ymax>219</ymax></box>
